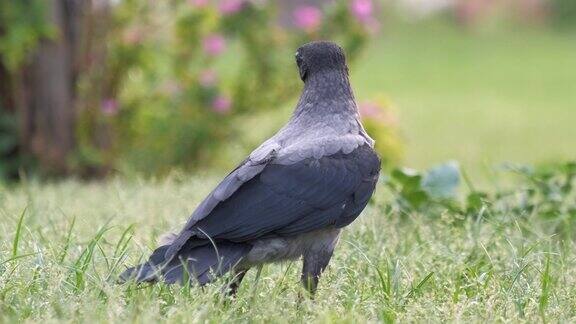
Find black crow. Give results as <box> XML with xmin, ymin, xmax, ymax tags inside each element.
<box><xmin>120</xmin><ymin>41</ymin><xmax>381</xmax><ymax>295</ymax></box>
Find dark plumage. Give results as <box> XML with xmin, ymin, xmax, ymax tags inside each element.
<box><xmin>120</xmin><ymin>41</ymin><xmax>381</xmax><ymax>295</ymax></box>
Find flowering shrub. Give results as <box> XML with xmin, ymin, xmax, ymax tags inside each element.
<box><xmin>293</xmin><ymin>6</ymin><xmax>324</xmax><ymax>31</ymax></box>
<box><xmin>75</xmin><ymin>0</ymin><xmax>397</xmax><ymax>174</ymax></box>
<box><xmin>0</xmin><ymin>0</ymin><xmax>399</xmax><ymax>177</ymax></box>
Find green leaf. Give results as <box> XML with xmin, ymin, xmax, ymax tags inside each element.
<box><xmin>466</xmin><ymin>191</ymin><xmax>488</xmax><ymax>212</ymax></box>
<box><xmin>403</xmin><ymin>189</ymin><xmax>429</xmax><ymax>209</ymax></box>
<box><xmin>391</xmin><ymin>167</ymin><xmax>422</xmax><ymax>191</ymax></box>
<box><xmin>422</xmin><ymin>161</ymin><xmax>461</xmax><ymax>199</ymax></box>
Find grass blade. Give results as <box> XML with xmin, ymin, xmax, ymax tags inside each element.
<box><xmin>539</xmin><ymin>256</ymin><xmax>553</xmax><ymax>323</ymax></box>
<box><xmin>58</xmin><ymin>216</ymin><xmax>76</xmax><ymax>264</ymax></box>
<box><xmin>404</xmin><ymin>272</ymin><xmax>434</xmax><ymax>301</ymax></box>
<box><xmin>11</xmin><ymin>207</ymin><xmax>27</xmax><ymax>258</ymax></box>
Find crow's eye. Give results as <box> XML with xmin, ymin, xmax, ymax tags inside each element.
<box><xmin>295</xmin><ymin>53</ymin><xmax>304</xmax><ymax>66</ymax></box>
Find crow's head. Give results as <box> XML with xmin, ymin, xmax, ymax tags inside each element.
<box><xmin>295</xmin><ymin>41</ymin><xmax>347</xmax><ymax>82</ymax></box>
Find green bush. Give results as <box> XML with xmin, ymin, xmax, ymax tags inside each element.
<box><xmin>550</xmin><ymin>0</ymin><xmax>576</xmax><ymax>27</ymax></box>
<box><xmin>78</xmin><ymin>0</ymin><xmax>399</xmax><ymax>174</ymax></box>
<box><xmin>1</xmin><ymin>0</ymin><xmax>402</xmax><ymax>177</ymax></box>
<box><xmin>0</xmin><ymin>0</ymin><xmax>53</xmax><ymax>71</ymax></box>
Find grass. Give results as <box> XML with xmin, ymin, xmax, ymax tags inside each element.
<box><xmin>1</xmin><ymin>173</ymin><xmax>576</xmax><ymax>323</ymax></box>
<box><xmin>352</xmin><ymin>22</ymin><xmax>576</xmax><ymax>175</ymax></box>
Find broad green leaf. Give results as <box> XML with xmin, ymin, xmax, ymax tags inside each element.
<box><xmin>422</xmin><ymin>161</ymin><xmax>461</xmax><ymax>199</ymax></box>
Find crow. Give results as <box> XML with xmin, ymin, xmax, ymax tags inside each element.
<box><xmin>119</xmin><ymin>41</ymin><xmax>381</xmax><ymax>296</ymax></box>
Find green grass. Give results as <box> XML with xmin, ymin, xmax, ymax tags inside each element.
<box><xmin>352</xmin><ymin>22</ymin><xmax>576</xmax><ymax>174</ymax></box>
<box><xmin>2</xmin><ymin>174</ymin><xmax>576</xmax><ymax>323</ymax></box>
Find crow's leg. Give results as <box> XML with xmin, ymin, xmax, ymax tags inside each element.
<box><xmin>301</xmin><ymin>247</ymin><xmax>335</xmax><ymax>296</ymax></box>
<box><xmin>227</xmin><ymin>268</ymin><xmax>248</xmax><ymax>296</ymax></box>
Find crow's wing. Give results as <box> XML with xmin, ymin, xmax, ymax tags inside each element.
<box><xmin>166</xmin><ymin>144</ymin><xmax>379</xmax><ymax>258</ymax></box>
<box><xmin>165</xmin><ymin>140</ymin><xmax>280</xmax><ymax>258</ymax></box>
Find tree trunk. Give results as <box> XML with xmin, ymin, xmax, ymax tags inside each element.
<box><xmin>16</xmin><ymin>0</ymin><xmax>80</xmax><ymax>175</ymax></box>
<box><xmin>0</xmin><ymin>59</ymin><xmax>13</xmax><ymax>113</ymax></box>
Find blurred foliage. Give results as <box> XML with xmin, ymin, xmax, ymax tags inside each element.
<box><xmin>75</xmin><ymin>0</ymin><xmax>393</xmax><ymax>174</ymax></box>
<box><xmin>3</xmin><ymin>0</ymin><xmax>571</xmax><ymax>179</ymax></box>
<box><xmin>385</xmin><ymin>161</ymin><xmax>461</xmax><ymax>212</ymax></box>
<box><xmin>550</xmin><ymin>0</ymin><xmax>576</xmax><ymax>27</ymax></box>
<box><xmin>384</xmin><ymin>161</ymin><xmax>576</xmax><ymax>239</ymax></box>
<box><xmin>503</xmin><ymin>162</ymin><xmax>576</xmax><ymax>222</ymax></box>
<box><xmin>0</xmin><ymin>0</ymin><xmax>396</xmax><ymax>178</ymax></box>
<box><xmin>0</xmin><ymin>0</ymin><xmax>52</xmax><ymax>180</ymax></box>
<box><xmin>0</xmin><ymin>0</ymin><xmax>54</xmax><ymax>71</ymax></box>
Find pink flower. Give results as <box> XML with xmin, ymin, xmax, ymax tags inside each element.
<box><xmin>161</xmin><ymin>81</ymin><xmax>182</xmax><ymax>95</ymax></box>
<box><xmin>199</xmin><ymin>69</ymin><xmax>218</xmax><ymax>87</ymax></box>
<box><xmin>122</xmin><ymin>27</ymin><xmax>144</xmax><ymax>45</ymax></box>
<box><xmin>218</xmin><ymin>0</ymin><xmax>245</xmax><ymax>15</ymax></box>
<box><xmin>188</xmin><ymin>0</ymin><xmax>209</xmax><ymax>8</ymax></box>
<box><xmin>101</xmin><ymin>98</ymin><xmax>119</xmax><ymax>116</ymax></box>
<box><xmin>350</xmin><ymin>0</ymin><xmax>373</xmax><ymax>23</ymax></box>
<box><xmin>202</xmin><ymin>34</ymin><xmax>227</xmax><ymax>56</ymax></box>
<box><xmin>359</xmin><ymin>101</ymin><xmax>398</xmax><ymax>125</ymax></box>
<box><xmin>349</xmin><ymin>0</ymin><xmax>380</xmax><ymax>33</ymax></box>
<box><xmin>293</xmin><ymin>6</ymin><xmax>323</xmax><ymax>31</ymax></box>
<box><xmin>359</xmin><ymin>101</ymin><xmax>381</xmax><ymax>119</ymax></box>
<box><xmin>212</xmin><ymin>95</ymin><xmax>232</xmax><ymax>114</ymax></box>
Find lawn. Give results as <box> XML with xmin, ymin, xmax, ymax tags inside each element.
<box><xmin>355</xmin><ymin>22</ymin><xmax>576</xmax><ymax>175</ymax></box>
<box><xmin>1</xmin><ymin>167</ymin><xmax>576</xmax><ymax>322</ymax></box>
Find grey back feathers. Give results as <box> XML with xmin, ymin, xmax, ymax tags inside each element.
<box><xmin>165</xmin><ymin>41</ymin><xmax>374</xmax><ymax>260</ymax></box>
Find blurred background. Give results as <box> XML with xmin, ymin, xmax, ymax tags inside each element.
<box><xmin>0</xmin><ymin>0</ymin><xmax>575</xmax><ymax>182</ymax></box>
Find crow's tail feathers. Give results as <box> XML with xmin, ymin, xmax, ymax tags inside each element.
<box><xmin>118</xmin><ymin>241</ymin><xmax>251</xmax><ymax>285</ymax></box>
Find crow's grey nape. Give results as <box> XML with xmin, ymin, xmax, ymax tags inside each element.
<box><xmin>295</xmin><ymin>41</ymin><xmax>347</xmax><ymax>80</ymax></box>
